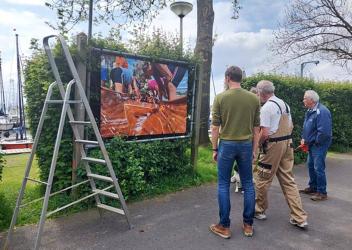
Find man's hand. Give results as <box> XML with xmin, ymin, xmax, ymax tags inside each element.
<box><xmin>300</xmin><ymin>139</ymin><xmax>305</xmax><ymax>145</ymax></box>
<box><xmin>211</xmin><ymin>125</ymin><xmax>220</xmax><ymax>163</ymax></box>
<box><xmin>252</xmin><ymin>152</ymin><xmax>257</xmax><ymax>164</ymax></box>
<box><xmin>213</xmin><ymin>151</ymin><xmax>218</xmax><ymax>162</ymax></box>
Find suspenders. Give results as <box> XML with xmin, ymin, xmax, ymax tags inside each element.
<box><xmin>268</xmin><ymin>100</ymin><xmax>290</xmax><ymax>114</ymax></box>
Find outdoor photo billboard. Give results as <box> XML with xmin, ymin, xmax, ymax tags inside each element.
<box><xmin>90</xmin><ymin>48</ymin><xmax>195</xmax><ymax>140</ymax></box>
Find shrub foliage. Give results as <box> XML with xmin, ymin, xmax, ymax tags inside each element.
<box><xmin>243</xmin><ymin>74</ymin><xmax>352</xmax><ymax>155</ymax></box>
<box><xmin>0</xmin><ymin>153</ymin><xmax>4</xmax><ymax>181</ymax></box>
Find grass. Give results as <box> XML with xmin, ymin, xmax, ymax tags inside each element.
<box><xmin>195</xmin><ymin>146</ymin><xmax>217</xmax><ymax>183</ymax></box>
<box><xmin>0</xmin><ymin>147</ymin><xmax>218</xmax><ymax>232</ymax></box>
<box><xmin>0</xmin><ymin>154</ymin><xmax>42</xmax><ymax>231</ymax></box>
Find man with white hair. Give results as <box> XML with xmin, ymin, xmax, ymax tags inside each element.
<box><xmin>254</xmin><ymin>80</ymin><xmax>308</xmax><ymax>229</ymax></box>
<box><xmin>300</xmin><ymin>90</ymin><xmax>332</xmax><ymax>201</ymax></box>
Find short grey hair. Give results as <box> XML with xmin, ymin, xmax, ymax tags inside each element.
<box><xmin>256</xmin><ymin>80</ymin><xmax>275</xmax><ymax>95</ymax></box>
<box><xmin>304</xmin><ymin>90</ymin><xmax>319</xmax><ymax>103</ymax></box>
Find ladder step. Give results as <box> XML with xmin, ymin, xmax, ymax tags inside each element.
<box><xmin>82</xmin><ymin>157</ymin><xmax>106</xmax><ymax>164</ymax></box>
<box><xmin>97</xmin><ymin>204</ymin><xmax>125</xmax><ymax>215</ymax></box>
<box><xmin>69</xmin><ymin>121</ymin><xmax>92</xmax><ymax>125</ymax></box>
<box><xmin>26</xmin><ymin>177</ymin><xmax>48</xmax><ymax>185</ymax></box>
<box><xmin>93</xmin><ymin>189</ymin><xmax>120</xmax><ymax>199</ymax></box>
<box><xmin>75</xmin><ymin>139</ymin><xmax>99</xmax><ymax>145</ymax></box>
<box><xmin>46</xmin><ymin>100</ymin><xmax>82</xmax><ymax>104</ymax></box>
<box><xmin>87</xmin><ymin>173</ymin><xmax>113</xmax><ymax>182</ymax></box>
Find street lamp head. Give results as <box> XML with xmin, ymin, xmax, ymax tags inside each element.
<box><xmin>170</xmin><ymin>1</ymin><xmax>193</xmax><ymax>18</ymax></box>
<box><xmin>314</xmin><ymin>60</ymin><xmax>320</xmax><ymax>65</ymax></box>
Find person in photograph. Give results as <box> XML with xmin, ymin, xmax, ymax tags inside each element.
<box><xmin>143</xmin><ymin>62</ymin><xmax>187</xmax><ymax>102</ymax></box>
<box><xmin>101</xmin><ymin>56</ymin><xmax>108</xmax><ymax>87</ymax></box>
<box><xmin>299</xmin><ymin>90</ymin><xmax>332</xmax><ymax>201</ymax></box>
<box><xmin>147</xmin><ymin>79</ymin><xmax>160</xmax><ymax>101</ymax></box>
<box><xmin>210</xmin><ymin>66</ymin><xmax>260</xmax><ymax>239</ymax></box>
<box><xmin>110</xmin><ymin>56</ymin><xmax>133</xmax><ymax>95</ymax></box>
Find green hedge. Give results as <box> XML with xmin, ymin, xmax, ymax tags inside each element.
<box><xmin>243</xmin><ymin>74</ymin><xmax>352</xmax><ymax>156</ymax></box>
<box><xmin>0</xmin><ymin>153</ymin><xmax>4</xmax><ymax>181</ymax></box>
<box><xmin>77</xmin><ymin>137</ymin><xmax>192</xmax><ymax>200</ymax></box>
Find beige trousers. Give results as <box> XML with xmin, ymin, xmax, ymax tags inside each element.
<box><xmin>255</xmin><ymin>139</ymin><xmax>307</xmax><ymax>223</ymax></box>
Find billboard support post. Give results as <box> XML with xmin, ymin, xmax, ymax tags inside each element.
<box><xmin>191</xmin><ymin>63</ymin><xmax>202</xmax><ymax>169</ymax></box>
<box><xmin>72</xmin><ymin>33</ymin><xmax>87</xmax><ymax>189</ymax></box>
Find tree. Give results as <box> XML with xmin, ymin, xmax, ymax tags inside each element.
<box><xmin>45</xmin><ymin>0</ymin><xmax>167</xmax><ymax>33</ymax></box>
<box><xmin>194</xmin><ymin>0</ymin><xmax>214</xmax><ymax>145</ymax></box>
<box><xmin>196</xmin><ymin>0</ymin><xmax>240</xmax><ymax>145</ymax></box>
<box><xmin>45</xmin><ymin>0</ymin><xmax>241</xmax><ymax>146</ymax></box>
<box><xmin>272</xmin><ymin>0</ymin><xmax>352</xmax><ymax>67</ymax></box>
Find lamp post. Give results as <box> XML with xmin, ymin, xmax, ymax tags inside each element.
<box><xmin>170</xmin><ymin>1</ymin><xmax>193</xmax><ymax>55</ymax></box>
<box><xmin>300</xmin><ymin>60</ymin><xmax>319</xmax><ymax>77</ymax></box>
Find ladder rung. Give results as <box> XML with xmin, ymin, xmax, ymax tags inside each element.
<box><xmin>69</xmin><ymin>121</ymin><xmax>92</xmax><ymax>125</ymax></box>
<box><xmin>97</xmin><ymin>204</ymin><xmax>125</xmax><ymax>215</ymax></box>
<box><xmin>46</xmin><ymin>100</ymin><xmax>82</xmax><ymax>104</ymax></box>
<box><xmin>46</xmin><ymin>191</ymin><xmax>97</xmax><ymax>217</ymax></box>
<box><xmin>93</xmin><ymin>189</ymin><xmax>120</xmax><ymax>199</ymax></box>
<box><xmin>26</xmin><ymin>177</ymin><xmax>48</xmax><ymax>185</ymax></box>
<box><xmin>82</xmin><ymin>157</ymin><xmax>106</xmax><ymax>164</ymax></box>
<box><xmin>75</xmin><ymin>139</ymin><xmax>99</xmax><ymax>145</ymax></box>
<box><xmin>20</xmin><ymin>180</ymin><xmax>90</xmax><ymax>208</ymax></box>
<box><xmin>87</xmin><ymin>173</ymin><xmax>113</xmax><ymax>182</ymax></box>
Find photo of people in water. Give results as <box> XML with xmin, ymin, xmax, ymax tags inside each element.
<box><xmin>99</xmin><ymin>54</ymin><xmax>190</xmax><ymax>139</ymax></box>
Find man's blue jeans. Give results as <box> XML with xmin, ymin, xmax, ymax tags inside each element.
<box><xmin>217</xmin><ymin>140</ymin><xmax>255</xmax><ymax>227</ymax></box>
<box><xmin>307</xmin><ymin>142</ymin><xmax>330</xmax><ymax>195</ymax></box>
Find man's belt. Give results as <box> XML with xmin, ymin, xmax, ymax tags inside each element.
<box><xmin>268</xmin><ymin>134</ymin><xmax>292</xmax><ymax>142</ymax></box>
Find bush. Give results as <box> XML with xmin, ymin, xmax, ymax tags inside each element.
<box><xmin>76</xmin><ymin>137</ymin><xmax>192</xmax><ymax>200</ymax></box>
<box><xmin>243</xmin><ymin>74</ymin><xmax>352</xmax><ymax>161</ymax></box>
<box><xmin>0</xmin><ymin>153</ymin><xmax>4</xmax><ymax>181</ymax></box>
<box><xmin>0</xmin><ymin>192</ymin><xmax>12</xmax><ymax>230</ymax></box>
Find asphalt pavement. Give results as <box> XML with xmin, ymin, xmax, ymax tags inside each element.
<box><xmin>1</xmin><ymin>153</ymin><xmax>351</xmax><ymax>250</ymax></box>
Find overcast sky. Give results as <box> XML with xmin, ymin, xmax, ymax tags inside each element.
<box><xmin>0</xmin><ymin>0</ymin><xmax>351</xmax><ymax>104</ymax></box>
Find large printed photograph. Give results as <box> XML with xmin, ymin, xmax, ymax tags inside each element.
<box><xmin>95</xmin><ymin>51</ymin><xmax>192</xmax><ymax>139</ymax></box>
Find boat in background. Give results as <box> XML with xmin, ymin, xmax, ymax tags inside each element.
<box><xmin>0</xmin><ymin>52</ymin><xmax>14</xmax><ymax>134</ymax></box>
<box><xmin>0</xmin><ymin>33</ymin><xmax>32</xmax><ymax>154</ymax></box>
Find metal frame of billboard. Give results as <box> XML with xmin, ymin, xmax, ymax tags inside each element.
<box><xmin>89</xmin><ymin>47</ymin><xmax>196</xmax><ymax>143</ymax></box>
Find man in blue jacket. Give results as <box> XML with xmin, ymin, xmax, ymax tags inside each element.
<box><xmin>300</xmin><ymin>90</ymin><xmax>332</xmax><ymax>201</ymax></box>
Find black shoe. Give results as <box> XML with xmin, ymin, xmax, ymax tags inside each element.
<box><xmin>299</xmin><ymin>187</ymin><xmax>316</xmax><ymax>195</ymax></box>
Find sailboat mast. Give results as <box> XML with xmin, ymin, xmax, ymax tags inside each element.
<box><xmin>0</xmin><ymin>51</ymin><xmax>6</xmax><ymax>114</ymax></box>
<box><xmin>16</xmin><ymin>34</ymin><xmax>25</xmax><ymax>140</ymax></box>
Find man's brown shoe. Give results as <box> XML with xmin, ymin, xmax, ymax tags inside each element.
<box><xmin>299</xmin><ymin>187</ymin><xmax>316</xmax><ymax>195</ymax></box>
<box><xmin>311</xmin><ymin>193</ymin><xmax>328</xmax><ymax>201</ymax></box>
<box><xmin>242</xmin><ymin>223</ymin><xmax>253</xmax><ymax>237</ymax></box>
<box><xmin>209</xmin><ymin>224</ymin><xmax>231</xmax><ymax>239</ymax></box>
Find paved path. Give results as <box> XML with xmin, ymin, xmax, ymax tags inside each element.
<box><xmin>1</xmin><ymin>154</ymin><xmax>352</xmax><ymax>250</ymax></box>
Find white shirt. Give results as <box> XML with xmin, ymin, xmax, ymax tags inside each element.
<box><xmin>260</xmin><ymin>95</ymin><xmax>292</xmax><ymax>135</ymax></box>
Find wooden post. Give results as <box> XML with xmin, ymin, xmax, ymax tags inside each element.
<box><xmin>191</xmin><ymin>64</ymin><xmax>203</xmax><ymax>169</ymax></box>
<box><xmin>72</xmin><ymin>33</ymin><xmax>87</xmax><ymax>187</ymax></box>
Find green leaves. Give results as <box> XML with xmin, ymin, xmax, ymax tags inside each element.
<box><xmin>0</xmin><ymin>154</ymin><xmax>4</xmax><ymax>181</ymax></box>
<box><xmin>75</xmin><ymin>137</ymin><xmax>192</xmax><ymax>201</ymax></box>
<box><xmin>243</xmin><ymin>74</ymin><xmax>352</xmax><ymax>161</ymax></box>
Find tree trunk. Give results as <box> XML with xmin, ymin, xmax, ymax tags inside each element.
<box><xmin>194</xmin><ymin>0</ymin><xmax>214</xmax><ymax>145</ymax></box>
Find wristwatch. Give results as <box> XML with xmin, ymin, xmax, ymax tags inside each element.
<box><xmin>212</xmin><ymin>148</ymin><xmax>218</xmax><ymax>152</ymax></box>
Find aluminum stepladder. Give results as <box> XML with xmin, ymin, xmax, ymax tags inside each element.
<box><xmin>4</xmin><ymin>35</ymin><xmax>131</xmax><ymax>250</ymax></box>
